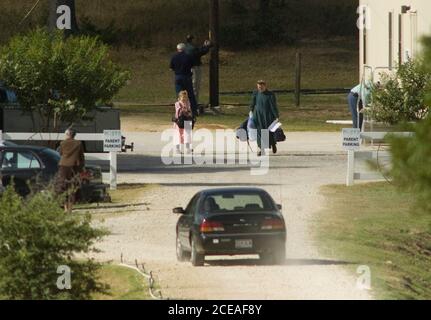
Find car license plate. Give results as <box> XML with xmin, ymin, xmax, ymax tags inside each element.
<box><xmin>235</xmin><ymin>239</ymin><xmax>253</xmax><ymax>249</ymax></box>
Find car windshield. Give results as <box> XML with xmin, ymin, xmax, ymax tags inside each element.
<box><xmin>202</xmin><ymin>192</ymin><xmax>275</xmax><ymax>213</ymax></box>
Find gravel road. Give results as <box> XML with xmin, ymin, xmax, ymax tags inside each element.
<box><xmin>90</xmin><ymin>131</ymin><xmax>372</xmax><ymax>300</ymax></box>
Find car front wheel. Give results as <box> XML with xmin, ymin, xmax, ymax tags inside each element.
<box><xmin>191</xmin><ymin>238</ymin><xmax>205</xmax><ymax>267</ymax></box>
<box><xmin>176</xmin><ymin>234</ymin><xmax>190</xmax><ymax>262</ymax></box>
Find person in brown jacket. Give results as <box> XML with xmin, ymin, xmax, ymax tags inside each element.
<box><xmin>55</xmin><ymin>128</ymin><xmax>85</xmax><ymax>212</ymax></box>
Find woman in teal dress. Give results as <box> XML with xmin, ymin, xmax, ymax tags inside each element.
<box><xmin>249</xmin><ymin>80</ymin><xmax>280</xmax><ymax>156</ymax></box>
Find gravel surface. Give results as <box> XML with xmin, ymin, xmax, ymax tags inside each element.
<box><xmin>89</xmin><ymin>132</ymin><xmax>373</xmax><ymax>300</ymax></box>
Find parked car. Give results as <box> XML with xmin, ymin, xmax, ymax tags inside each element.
<box><xmin>174</xmin><ymin>187</ymin><xmax>286</xmax><ymax>266</ymax></box>
<box><xmin>0</xmin><ymin>144</ymin><xmax>109</xmax><ymax>203</ymax></box>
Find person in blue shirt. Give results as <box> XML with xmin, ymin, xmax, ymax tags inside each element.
<box><xmin>348</xmin><ymin>82</ymin><xmax>371</xmax><ymax>129</ymax></box>
<box><xmin>170</xmin><ymin>43</ymin><xmax>198</xmax><ymax>117</ymax></box>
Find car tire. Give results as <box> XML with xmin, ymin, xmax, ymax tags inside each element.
<box><xmin>176</xmin><ymin>234</ymin><xmax>190</xmax><ymax>262</ymax></box>
<box><xmin>274</xmin><ymin>245</ymin><xmax>286</xmax><ymax>265</ymax></box>
<box><xmin>260</xmin><ymin>245</ymin><xmax>286</xmax><ymax>265</ymax></box>
<box><xmin>191</xmin><ymin>238</ymin><xmax>205</xmax><ymax>267</ymax></box>
<box><xmin>259</xmin><ymin>252</ymin><xmax>275</xmax><ymax>265</ymax></box>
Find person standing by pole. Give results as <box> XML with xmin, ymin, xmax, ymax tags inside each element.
<box><xmin>249</xmin><ymin>80</ymin><xmax>280</xmax><ymax>157</ymax></box>
<box><xmin>185</xmin><ymin>35</ymin><xmax>212</xmax><ymax>110</ymax></box>
<box><xmin>55</xmin><ymin>128</ymin><xmax>85</xmax><ymax>212</ymax></box>
<box><xmin>170</xmin><ymin>43</ymin><xmax>198</xmax><ymax>118</ymax></box>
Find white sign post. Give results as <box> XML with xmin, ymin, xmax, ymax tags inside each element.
<box><xmin>103</xmin><ymin>130</ymin><xmax>121</xmax><ymax>190</ymax></box>
<box><xmin>342</xmin><ymin>128</ymin><xmax>361</xmax><ymax>186</ymax></box>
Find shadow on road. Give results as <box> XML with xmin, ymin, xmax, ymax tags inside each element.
<box><xmin>205</xmin><ymin>258</ymin><xmax>355</xmax><ymax>267</ymax></box>
<box><xmin>159</xmin><ymin>182</ymin><xmax>283</xmax><ymax>187</ymax></box>
<box><xmin>89</xmin><ymin>154</ymin><xmax>319</xmax><ymax>174</ymax></box>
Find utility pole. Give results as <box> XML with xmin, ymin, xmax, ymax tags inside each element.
<box><xmin>209</xmin><ymin>0</ymin><xmax>220</xmax><ymax>110</ymax></box>
<box><xmin>48</xmin><ymin>0</ymin><xmax>79</xmax><ymax>36</ymax></box>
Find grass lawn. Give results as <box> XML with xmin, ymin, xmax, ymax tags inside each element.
<box><xmin>316</xmin><ymin>182</ymin><xmax>431</xmax><ymax>300</ymax></box>
<box><xmin>93</xmin><ymin>264</ymin><xmax>151</xmax><ymax>300</ymax></box>
<box><xmin>113</xmin><ymin>39</ymin><xmax>356</xmax><ymax>132</ymax></box>
<box><xmin>109</xmin><ymin>183</ymin><xmax>156</xmax><ymax>204</ymax></box>
<box><xmin>113</xmin><ymin>39</ymin><xmax>358</xmax><ymax>104</ymax></box>
<box><xmin>120</xmin><ymin>94</ymin><xmax>351</xmax><ymax>132</ymax></box>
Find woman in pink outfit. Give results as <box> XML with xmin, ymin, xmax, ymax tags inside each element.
<box><xmin>174</xmin><ymin>90</ymin><xmax>193</xmax><ymax>153</ymax></box>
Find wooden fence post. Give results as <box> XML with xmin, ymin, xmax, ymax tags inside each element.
<box><xmin>295</xmin><ymin>52</ymin><xmax>302</xmax><ymax>107</ymax></box>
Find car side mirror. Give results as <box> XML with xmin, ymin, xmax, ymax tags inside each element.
<box><xmin>173</xmin><ymin>207</ymin><xmax>186</xmax><ymax>214</ymax></box>
<box><xmin>276</xmin><ymin>204</ymin><xmax>282</xmax><ymax>210</ymax></box>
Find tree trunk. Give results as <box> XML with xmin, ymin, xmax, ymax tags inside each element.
<box><xmin>48</xmin><ymin>0</ymin><xmax>79</xmax><ymax>36</ymax></box>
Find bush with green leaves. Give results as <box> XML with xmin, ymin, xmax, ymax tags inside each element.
<box><xmin>388</xmin><ymin>35</ymin><xmax>431</xmax><ymax>216</ymax></box>
<box><xmin>0</xmin><ymin>186</ymin><xmax>108</xmax><ymax>299</ymax></box>
<box><xmin>0</xmin><ymin>28</ymin><xmax>130</xmax><ymax>130</ymax></box>
<box><xmin>371</xmin><ymin>59</ymin><xmax>431</xmax><ymax>124</ymax></box>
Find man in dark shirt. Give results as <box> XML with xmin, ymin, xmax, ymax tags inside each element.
<box><xmin>185</xmin><ymin>35</ymin><xmax>212</xmax><ymax>107</ymax></box>
<box><xmin>170</xmin><ymin>43</ymin><xmax>198</xmax><ymax>117</ymax></box>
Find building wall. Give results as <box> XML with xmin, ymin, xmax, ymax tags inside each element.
<box><xmin>359</xmin><ymin>0</ymin><xmax>431</xmax><ymax>82</ymax></box>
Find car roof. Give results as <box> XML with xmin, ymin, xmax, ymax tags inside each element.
<box><xmin>200</xmin><ymin>187</ymin><xmax>268</xmax><ymax>196</ymax></box>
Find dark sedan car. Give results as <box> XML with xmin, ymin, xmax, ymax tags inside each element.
<box><xmin>0</xmin><ymin>145</ymin><xmax>109</xmax><ymax>203</ymax></box>
<box><xmin>174</xmin><ymin>188</ymin><xmax>286</xmax><ymax>266</ymax></box>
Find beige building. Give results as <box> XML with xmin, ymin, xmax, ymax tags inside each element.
<box><xmin>359</xmin><ymin>0</ymin><xmax>431</xmax><ymax>82</ymax></box>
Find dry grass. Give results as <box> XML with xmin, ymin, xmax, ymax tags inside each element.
<box><xmin>316</xmin><ymin>183</ymin><xmax>431</xmax><ymax>299</ymax></box>
<box><xmin>93</xmin><ymin>264</ymin><xmax>150</xmax><ymax>300</ymax></box>
<box><xmin>113</xmin><ymin>39</ymin><xmax>358</xmax><ymax>104</ymax></box>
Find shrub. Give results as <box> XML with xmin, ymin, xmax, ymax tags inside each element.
<box><xmin>388</xmin><ymin>35</ymin><xmax>431</xmax><ymax>216</ymax></box>
<box><xmin>0</xmin><ymin>28</ymin><xmax>130</xmax><ymax>131</ymax></box>
<box><xmin>371</xmin><ymin>59</ymin><xmax>431</xmax><ymax>124</ymax></box>
<box><xmin>0</xmin><ymin>186</ymin><xmax>108</xmax><ymax>299</ymax></box>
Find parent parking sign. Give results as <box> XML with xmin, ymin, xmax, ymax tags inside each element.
<box><xmin>104</xmin><ymin>130</ymin><xmax>122</xmax><ymax>152</ymax></box>
<box><xmin>342</xmin><ymin>128</ymin><xmax>361</xmax><ymax>151</ymax></box>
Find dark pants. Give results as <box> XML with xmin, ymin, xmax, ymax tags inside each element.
<box><xmin>257</xmin><ymin>130</ymin><xmax>276</xmax><ymax>149</ymax></box>
<box><xmin>55</xmin><ymin>166</ymin><xmax>81</xmax><ymax>205</ymax></box>
<box><xmin>175</xmin><ymin>75</ymin><xmax>198</xmax><ymax>117</ymax></box>
<box><xmin>347</xmin><ymin>92</ymin><xmax>364</xmax><ymax>129</ymax></box>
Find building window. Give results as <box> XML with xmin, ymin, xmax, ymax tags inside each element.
<box><xmin>363</xmin><ymin>6</ymin><xmax>368</xmax><ymax>65</ymax></box>
<box><xmin>398</xmin><ymin>13</ymin><xmax>403</xmax><ymax>65</ymax></box>
<box><xmin>389</xmin><ymin>12</ymin><xmax>393</xmax><ymax>69</ymax></box>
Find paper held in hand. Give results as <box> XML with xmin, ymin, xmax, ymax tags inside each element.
<box><xmin>268</xmin><ymin>120</ymin><xmax>282</xmax><ymax>133</ymax></box>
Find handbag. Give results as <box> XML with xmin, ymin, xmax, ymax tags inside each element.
<box><xmin>177</xmin><ymin>114</ymin><xmax>192</xmax><ymax>129</ymax></box>
<box><xmin>236</xmin><ymin>119</ymin><xmax>248</xmax><ymax>142</ymax></box>
<box><xmin>274</xmin><ymin>128</ymin><xmax>286</xmax><ymax>142</ymax></box>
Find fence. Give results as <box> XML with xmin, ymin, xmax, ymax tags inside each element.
<box><xmin>0</xmin><ymin>131</ymin><xmax>118</xmax><ymax>190</ymax></box>
<box><xmin>346</xmin><ymin>132</ymin><xmax>413</xmax><ymax>186</ymax></box>
<box><xmin>119</xmin><ymin>254</ymin><xmax>165</xmax><ymax>300</ymax></box>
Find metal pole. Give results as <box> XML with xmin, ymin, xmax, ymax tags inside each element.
<box><xmin>209</xmin><ymin>0</ymin><xmax>220</xmax><ymax>110</ymax></box>
<box><xmin>295</xmin><ymin>52</ymin><xmax>302</xmax><ymax>107</ymax></box>
<box><xmin>110</xmin><ymin>151</ymin><xmax>117</xmax><ymax>190</ymax></box>
<box><xmin>346</xmin><ymin>150</ymin><xmax>355</xmax><ymax>186</ymax></box>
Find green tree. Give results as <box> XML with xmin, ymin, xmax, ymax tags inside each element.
<box><xmin>0</xmin><ymin>28</ymin><xmax>129</xmax><ymax>131</ymax></box>
<box><xmin>371</xmin><ymin>59</ymin><xmax>430</xmax><ymax>124</ymax></box>
<box><xmin>388</xmin><ymin>36</ymin><xmax>431</xmax><ymax>216</ymax></box>
<box><xmin>0</xmin><ymin>186</ymin><xmax>108</xmax><ymax>299</ymax></box>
